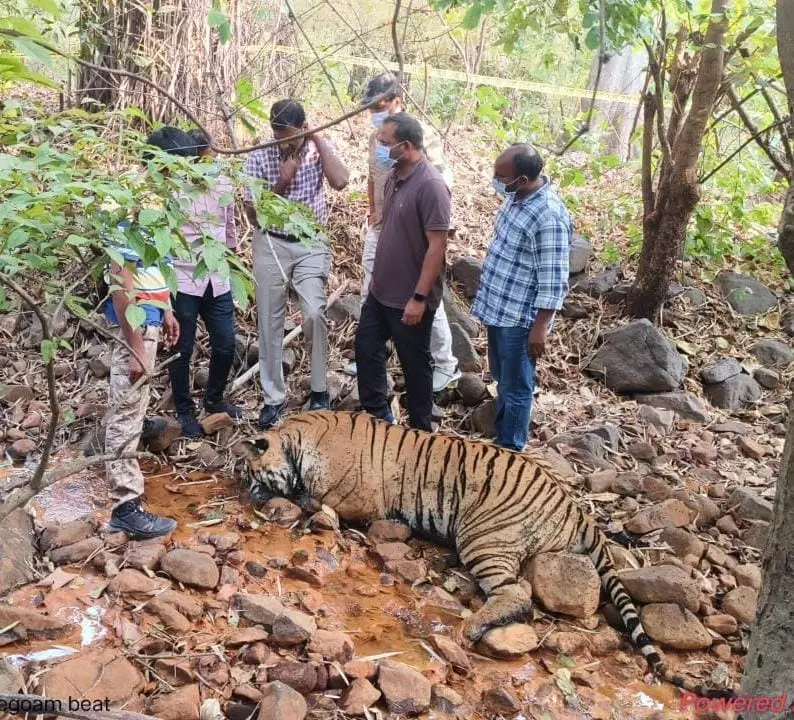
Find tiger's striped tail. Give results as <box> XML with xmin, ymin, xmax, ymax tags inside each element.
<box><xmin>578</xmin><ymin>519</ymin><xmax>736</xmax><ymax>699</ymax></box>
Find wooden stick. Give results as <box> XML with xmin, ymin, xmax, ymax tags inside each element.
<box><xmin>231</xmin><ymin>280</ymin><xmax>350</xmax><ymax>392</ymax></box>
<box><xmin>0</xmin><ymin>694</ymin><xmax>159</xmax><ymax>720</ymax></box>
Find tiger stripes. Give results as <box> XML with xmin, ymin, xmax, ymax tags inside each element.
<box><xmin>240</xmin><ymin>410</ymin><xmax>732</xmax><ymax>698</ymax></box>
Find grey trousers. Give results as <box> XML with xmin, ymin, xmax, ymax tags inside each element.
<box><xmin>252</xmin><ymin>230</ymin><xmax>330</xmax><ymax>405</ymax></box>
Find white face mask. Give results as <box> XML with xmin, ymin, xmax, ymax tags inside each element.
<box><xmin>370</xmin><ymin>110</ymin><xmax>390</xmax><ymax>129</ymax></box>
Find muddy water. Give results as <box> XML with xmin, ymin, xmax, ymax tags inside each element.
<box><xmin>10</xmin><ymin>459</ymin><xmax>710</xmax><ymax>719</ymax></box>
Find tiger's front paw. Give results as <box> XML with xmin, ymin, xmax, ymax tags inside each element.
<box><xmin>461</xmin><ymin>584</ymin><xmax>532</xmax><ymax>644</ymax></box>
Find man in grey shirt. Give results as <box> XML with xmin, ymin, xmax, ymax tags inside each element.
<box><xmin>355</xmin><ymin>113</ymin><xmax>451</xmax><ymax>430</ymax></box>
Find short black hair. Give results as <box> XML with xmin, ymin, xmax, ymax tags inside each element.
<box><xmin>270</xmin><ymin>99</ymin><xmax>306</xmax><ymax>130</ymax></box>
<box><xmin>362</xmin><ymin>72</ymin><xmax>400</xmax><ymax>105</ymax></box>
<box><xmin>187</xmin><ymin>128</ymin><xmax>210</xmax><ymax>155</ymax></box>
<box><xmin>510</xmin><ymin>143</ymin><xmax>544</xmax><ymax>181</ymax></box>
<box><xmin>382</xmin><ymin>112</ymin><xmax>423</xmax><ymax>150</ymax></box>
<box><xmin>145</xmin><ymin>126</ymin><xmax>195</xmax><ymax>158</ymax></box>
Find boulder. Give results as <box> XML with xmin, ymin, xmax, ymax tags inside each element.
<box><xmin>715</xmin><ymin>272</ymin><xmax>777</xmax><ymax>316</ymax></box>
<box><xmin>469</xmin><ymin>399</ymin><xmax>497</xmax><ymax>438</ymax></box>
<box><xmin>367</xmin><ymin>520</ymin><xmax>411</xmax><ymax>543</ymax></box>
<box><xmin>306</xmin><ymin>630</ymin><xmax>355</xmax><ymax>663</ymax></box>
<box><xmin>571</xmin><ymin>265</ymin><xmax>620</xmax><ymax>297</ymax></box>
<box><xmin>0</xmin><ymin>605</ymin><xmax>72</xmax><ymax>638</ymax></box>
<box><xmin>48</xmin><ymin>537</ymin><xmax>104</xmax><ymax>565</ymax></box>
<box><xmin>733</xmin><ymin>564</ymin><xmax>762</xmax><ymax>590</ymax></box>
<box><xmin>526</xmin><ymin>553</ymin><xmax>600</xmax><ymax>618</ymax></box>
<box><xmin>729</xmin><ymin>487</ymin><xmax>773</xmax><ymax>522</ymax></box>
<box><xmin>339</xmin><ymin>678</ymin><xmax>381</xmax><ymax>715</ymax></box>
<box><xmin>432</xmin><ymin>685</ymin><xmax>465</xmax><ymax>714</ymax></box>
<box><xmin>149</xmin><ymin>684</ymin><xmax>200</xmax><ymax>720</ymax></box>
<box><xmin>754</xmin><ymin>367</ymin><xmax>780</xmax><ymax>389</ymax></box>
<box><xmin>267</xmin><ymin>661</ymin><xmax>318</xmax><ymax>695</ymax></box>
<box><xmin>457</xmin><ymin>373</ymin><xmax>489</xmax><ymax>406</ymax></box>
<box><xmin>40</xmin><ymin>520</ymin><xmax>96</xmax><ymax>552</ymax></box>
<box><xmin>257</xmin><ymin>681</ymin><xmax>307</xmax><ymax>720</ymax></box>
<box><xmin>704</xmin><ymin>374</ymin><xmax>763</xmax><ymax>410</ymax></box>
<box><xmin>450</xmin><ymin>322</ymin><xmax>482</xmax><ymax>372</ymax></box>
<box><xmin>569</xmin><ymin>234</ymin><xmax>593</xmax><ymax>275</ymax></box>
<box><xmin>624</xmin><ymin>499</ymin><xmax>693</xmax><ymax>535</ymax></box>
<box><xmin>753</xmin><ymin>338</ymin><xmax>794</xmax><ymax>367</ymax></box>
<box><xmin>161</xmin><ymin>549</ymin><xmax>219</xmax><ymax>589</ymax></box>
<box><xmin>619</xmin><ymin>566</ymin><xmax>700</xmax><ymax>613</ymax></box>
<box><xmin>478</xmin><ymin>623</ymin><xmax>539</xmax><ymax>659</ymax></box>
<box><xmin>483</xmin><ymin>687</ymin><xmax>521</xmax><ymax>715</ymax></box>
<box><xmin>722</xmin><ymin>587</ymin><xmax>758</xmax><ymax>624</ymax></box>
<box><xmin>640</xmin><ymin>604</ymin><xmax>712</xmax><ymax>650</ymax></box>
<box><xmin>635</xmin><ymin>392</ymin><xmax>710</xmax><ymax>423</ymax></box>
<box><xmin>660</xmin><ymin>527</ymin><xmax>705</xmax><ymax>560</ymax></box>
<box><xmin>637</xmin><ymin>404</ymin><xmax>675</xmax><ymax>433</ymax></box>
<box><xmin>700</xmin><ymin>357</ymin><xmax>742</xmax><ymax>385</ymax></box>
<box><xmin>450</xmin><ymin>257</ymin><xmax>482</xmax><ymax>299</ymax></box>
<box><xmin>0</xmin><ymin>508</ymin><xmax>36</xmax><ymax>594</ymax></box>
<box><xmin>704</xmin><ymin>614</ymin><xmax>739</xmax><ymax>636</ymax></box>
<box><xmin>124</xmin><ymin>542</ymin><xmax>167</xmax><ymax>571</ymax></box>
<box><xmin>327</xmin><ymin>295</ymin><xmax>362</xmax><ymax>324</ymax></box>
<box><xmin>107</xmin><ymin>569</ymin><xmax>169</xmax><ymax>596</ymax></box>
<box><xmin>0</xmin><ymin>384</ymin><xmax>34</xmax><ymax>406</ymax></box>
<box><xmin>271</xmin><ymin>608</ymin><xmax>317</xmax><ymax>646</ymax></box>
<box><xmin>0</xmin><ymin>657</ymin><xmax>23</xmax><ymax>694</ymax></box>
<box><xmin>586</xmin><ymin>320</ymin><xmax>687</xmax><ymax>394</ymax></box>
<box><xmin>429</xmin><ymin>634</ymin><xmax>472</xmax><ymax>673</ymax></box>
<box><xmin>443</xmin><ymin>286</ymin><xmax>480</xmax><ymax>338</ymax></box>
<box><xmin>377</xmin><ymin>661</ymin><xmax>431</xmax><ymax>716</ymax></box>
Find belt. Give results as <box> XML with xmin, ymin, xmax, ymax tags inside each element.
<box><xmin>268</xmin><ymin>229</ymin><xmax>301</xmax><ymax>243</ymax></box>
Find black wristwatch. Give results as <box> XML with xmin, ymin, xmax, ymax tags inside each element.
<box><xmin>413</xmin><ymin>292</ymin><xmax>427</xmax><ymax>302</ymax></box>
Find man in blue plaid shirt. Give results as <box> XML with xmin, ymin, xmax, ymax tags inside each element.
<box><xmin>472</xmin><ymin>144</ymin><xmax>572</xmax><ymax>451</ymax></box>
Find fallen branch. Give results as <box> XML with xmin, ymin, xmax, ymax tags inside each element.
<box><xmin>231</xmin><ymin>280</ymin><xmax>350</xmax><ymax>392</ymax></box>
<box><xmin>0</xmin><ymin>694</ymin><xmax>158</xmax><ymax>720</ymax></box>
<box><xmin>0</xmin><ymin>452</ymin><xmax>155</xmax><ymax>522</ymax></box>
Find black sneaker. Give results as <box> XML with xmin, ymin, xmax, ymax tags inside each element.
<box><xmin>259</xmin><ymin>401</ymin><xmax>286</xmax><ymax>430</ymax></box>
<box><xmin>108</xmin><ymin>499</ymin><xmax>176</xmax><ymax>539</ymax></box>
<box><xmin>141</xmin><ymin>417</ymin><xmax>167</xmax><ymax>441</ymax></box>
<box><xmin>178</xmin><ymin>413</ymin><xmax>204</xmax><ymax>438</ymax></box>
<box><xmin>308</xmin><ymin>391</ymin><xmax>331</xmax><ymax>410</ymax></box>
<box><xmin>204</xmin><ymin>401</ymin><xmax>243</xmax><ymax>419</ymax></box>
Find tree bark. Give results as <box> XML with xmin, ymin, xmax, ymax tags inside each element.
<box><xmin>777</xmin><ymin>183</ymin><xmax>794</xmax><ymax>275</ymax></box>
<box><xmin>626</xmin><ymin>0</ymin><xmax>729</xmax><ymax>319</ymax></box>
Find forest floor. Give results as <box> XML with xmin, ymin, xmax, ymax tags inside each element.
<box><xmin>1</xmin><ymin>101</ymin><xmax>791</xmax><ymax>719</ymax></box>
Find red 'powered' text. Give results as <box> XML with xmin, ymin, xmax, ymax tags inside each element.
<box><xmin>680</xmin><ymin>691</ymin><xmax>789</xmax><ymax>714</ymax></box>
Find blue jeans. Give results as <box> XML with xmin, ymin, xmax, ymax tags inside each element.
<box><xmin>487</xmin><ymin>325</ymin><xmax>537</xmax><ymax>451</ymax></box>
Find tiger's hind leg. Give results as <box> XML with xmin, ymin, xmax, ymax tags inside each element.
<box><xmin>457</xmin><ymin>549</ymin><xmax>531</xmax><ymax>643</ymax></box>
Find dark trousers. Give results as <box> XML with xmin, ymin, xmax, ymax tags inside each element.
<box><xmin>355</xmin><ymin>294</ymin><xmax>435</xmax><ymax>431</ymax></box>
<box><xmin>169</xmin><ymin>285</ymin><xmax>236</xmax><ymax>416</ymax></box>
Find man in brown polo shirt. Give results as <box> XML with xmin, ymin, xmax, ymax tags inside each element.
<box><xmin>354</xmin><ymin>112</ymin><xmax>451</xmax><ymax>430</ymax></box>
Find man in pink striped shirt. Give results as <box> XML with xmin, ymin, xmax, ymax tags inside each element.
<box><xmin>158</xmin><ymin>128</ymin><xmax>242</xmax><ymax>437</ymax></box>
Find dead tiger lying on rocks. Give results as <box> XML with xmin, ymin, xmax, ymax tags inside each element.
<box><xmin>238</xmin><ymin>410</ymin><xmax>732</xmax><ymax>697</ymax></box>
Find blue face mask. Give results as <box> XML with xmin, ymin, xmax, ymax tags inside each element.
<box><xmin>376</xmin><ymin>142</ymin><xmax>403</xmax><ymax>169</ymax></box>
<box><xmin>371</xmin><ymin>110</ymin><xmax>390</xmax><ymax>129</ymax></box>
<box><xmin>492</xmin><ymin>176</ymin><xmax>521</xmax><ymax>200</ymax></box>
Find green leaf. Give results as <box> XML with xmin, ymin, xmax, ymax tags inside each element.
<box><xmin>29</xmin><ymin>0</ymin><xmax>61</xmax><ymax>16</ymax></box>
<box><xmin>230</xmin><ymin>271</ymin><xmax>251</xmax><ymax>310</ymax></box>
<box><xmin>139</xmin><ymin>207</ymin><xmax>161</xmax><ymax>226</ymax></box>
<box><xmin>202</xmin><ymin>240</ymin><xmax>226</xmax><ymax>271</ymax></box>
<box><xmin>125</xmin><ymin>303</ymin><xmax>147</xmax><ymax>329</ymax></box>
<box><xmin>585</xmin><ymin>25</ymin><xmax>601</xmax><ymax>50</ymax></box>
<box><xmin>153</xmin><ymin>227</ymin><xmax>172</xmax><ymax>257</ymax></box>
<box><xmin>208</xmin><ymin>5</ymin><xmax>231</xmax><ymax>43</ymax></box>
<box><xmin>12</xmin><ymin>37</ymin><xmax>52</xmax><ymax>67</ymax></box>
<box><xmin>41</xmin><ymin>338</ymin><xmax>56</xmax><ymax>363</ymax></box>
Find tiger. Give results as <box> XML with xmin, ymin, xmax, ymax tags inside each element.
<box><xmin>238</xmin><ymin>410</ymin><xmax>732</xmax><ymax>698</ymax></box>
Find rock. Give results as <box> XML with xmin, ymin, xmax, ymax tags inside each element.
<box><xmin>586</xmin><ymin>320</ymin><xmax>686</xmax><ymax>394</ymax></box>
<box><xmin>154</xmin><ymin>658</ymin><xmax>194</xmax><ymax>686</ymax></box>
<box><xmin>722</xmin><ymin>587</ymin><xmax>758</xmax><ymax>624</ymax></box>
<box><xmin>744</xmin><ymin>522</ymin><xmax>769</xmax><ymax>550</ymax></box>
<box><xmin>637</xmin><ymin>405</ymin><xmax>675</xmax><ymax>433</ymax></box>
<box><xmin>733</xmin><ymin>564</ymin><xmax>762</xmax><ymax>590</ymax></box>
<box><xmin>39</xmin><ymin>648</ymin><xmax>143</xmax><ymax>706</ymax></box>
<box><xmin>443</xmin><ymin>286</ymin><xmax>479</xmax><ymax>338</ymax></box>
<box><xmin>142</xmin><ymin>418</ymin><xmax>182</xmax><ymax>452</ymax></box>
<box><xmin>717</xmin><ymin>515</ymin><xmax>741</xmax><ymax>536</ymax></box>
<box><xmin>545</xmin><ymin>631</ymin><xmax>588</xmax><ymax>655</ymax></box>
<box><xmin>266</xmin><ymin>498</ymin><xmax>303</xmax><ymax>525</ymax></box>
<box><xmin>682</xmin><ymin>287</ymin><xmax>708</xmax><ymax>307</ymax></box>
<box><xmin>268</xmin><ymin>661</ymin><xmax>318</xmax><ymax>695</ymax></box>
<box><xmin>641</xmin><ymin>476</ymin><xmax>673</xmax><ymax>502</ymax></box>
<box><xmin>589</xmin><ymin>626</ymin><xmax>623</xmax><ymax>656</ymax></box>
<box><xmin>569</xmin><ymin>234</ymin><xmax>593</xmax><ymax>274</ymax></box>
<box><xmin>367</xmin><ymin>519</ymin><xmax>411</xmax><ymax>543</ymax></box>
<box><xmin>373</xmin><ymin>542</ymin><xmax>411</xmax><ymax>564</ymax></box>
<box><xmin>705</xmin><ymin>544</ymin><xmax>728</xmax><ymax>566</ymax></box>
<box><xmin>715</xmin><ymin>271</ymin><xmax>777</xmax><ymax>316</ymax></box>
<box><xmin>47</xmin><ymin>537</ymin><xmax>103</xmax><ymax>565</ymax></box>
<box><xmin>0</xmin><ymin>384</ymin><xmax>33</xmax><ymax>406</ymax></box>
<box><xmin>729</xmin><ymin>487</ymin><xmax>773</xmax><ymax>522</ymax></box>
<box><xmin>704</xmin><ymin>614</ymin><xmax>739</xmax><ymax>636</ymax></box>
<box><xmin>385</xmin><ymin>558</ymin><xmax>427</xmax><ymax>584</ymax></box>
<box><xmin>246</xmin><ymin>560</ymin><xmax>268</xmax><ymax>578</ymax></box>
<box><xmin>201</xmin><ymin>412</ymin><xmax>235</xmax><ymax>434</ymax></box>
<box><xmin>478</xmin><ymin>623</ymin><xmax>539</xmax><ymax>659</ymax></box>
<box><xmin>705</xmin><ymin>374</ymin><xmax>763</xmax><ymax>410</ymax></box>
<box><xmin>8</xmin><ymin>438</ymin><xmax>36</xmax><ymax>460</ymax></box>
<box><xmin>196</xmin><ymin>442</ymin><xmax>223</xmax><ymax>469</ymax></box>
<box><xmin>225</xmin><ymin>627</ymin><xmax>271</xmax><ymax>647</ymax></box>
<box><xmin>149</xmin><ymin>684</ymin><xmax>200</xmax><ymax>720</ymax></box>
<box><xmin>469</xmin><ymin>398</ymin><xmax>497</xmax><ymax>437</ymax></box>
<box><xmin>527</xmin><ymin>553</ymin><xmax>600</xmax><ymax>618</ymax></box>
<box><xmin>587</xmin><ymin>468</ymin><xmax>617</xmax><ymax>493</ymax></box>
<box><xmin>432</xmin><ymin>685</ymin><xmax>465</xmax><ymax>714</ymax></box>
<box><xmin>124</xmin><ymin>542</ymin><xmax>166</xmax><ymax>571</ymax></box>
<box><xmin>161</xmin><ymin>549</ymin><xmax>219</xmax><ymax>589</ymax></box>
<box><xmin>423</xmin><ymin>585</ymin><xmax>464</xmax><ymax>613</ymax></box>
<box><xmin>680</xmin><ymin>493</ymin><xmax>721</xmax><ymax>529</ymax></box>
<box><xmin>700</xmin><ymin>358</ymin><xmax>742</xmax><ymax>384</ymax></box>
<box><xmin>307</xmin><ymin>630</ymin><xmax>355</xmax><ymax>663</ymax></box>
<box><xmin>450</xmin><ymin>256</ymin><xmax>482</xmax><ymax>299</ymax></box>
<box><xmin>271</xmin><ymin>608</ymin><xmax>317</xmax><ymax>646</ymax></box>
<box><xmin>628</xmin><ymin>442</ymin><xmax>656</xmax><ymax>462</ymax></box>
<box><xmin>691</xmin><ymin>443</ymin><xmax>717</xmax><ymax>465</ymax></box>
<box><xmin>640</xmin><ymin>604</ymin><xmax>712</xmax><ymax>650</ymax></box>
<box><xmin>0</xmin><ymin>656</ymin><xmax>23</xmax><ymax>694</ymax></box>
<box><xmin>0</xmin><ymin>508</ymin><xmax>36</xmax><ymax>594</ymax></box>
<box><xmin>619</xmin><ymin>566</ymin><xmax>700</xmax><ymax>612</ymax></box>
<box><xmin>660</xmin><ymin>528</ymin><xmax>704</xmax><ymax>560</ymax></box>
<box><xmin>636</xmin><ymin>392</ymin><xmax>710</xmax><ymax>423</ymax></box>
<box><xmin>257</xmin><ymin>681</ymin><xmax>308</xmax><ymax>720</ymax></box>
<box><xmin>429</xmin><ymin>633</ymin><xmax>472</xmax><ymax>673</ymax></box>
<box><xmin>450</xmin><ymin>322</ymin><xmax>482</xmax><ymax>372</ymax></box>
<box><xmin>234</xmin><ymin>594</ymin><xmax>288</xmax><ymax>626</ymax></box>
<box><xmin>159</xmin><ymin>590</ymin><xmax>203</xmax><ymax>620</ymax></box>
<box><xmin>339</xmin><ymin>678</ymin><xmax>381</xmax><ymax>715</ymax></box>
<box><xmin>457</xmin><ymin>373</ymin><xmax>489</xmax><ymax>406</ymax></box>
<box><xmin>754</xmin><ymin>367</ymin><xmax>780</xmax><ymax>389</ymax></box>
<box><xmin>89</xmin><ymin>354</ymin><xmax>111</xmax><ymax>378</ymax></box>
<box><xmin>571</xmin><ymin>265</ymin><xmax>620</xmax><ymax>297</ymax></box>
<box><xmin>146</xmin><ymin>599</ymin><xmax>191</xmax><ymax>632</ymax></box>
<box><xmin>0</xmin><ymin>605</ymin><xmax>72</xmax><ymax>638</ymax></box>
<box><xmin>377</xmin><ymin>660</ymin><xmax>431</xmax><ymax>716</ymax></box>
<box><xmin>625</xmin><ymin>499</ymin><xmax>693</xmax><ymax>534</ymax></box>
<box><xmin>327</xmin><ymin>295</ymin><xmax>362</xmax><ymax>324</ymax></box>
<box><xmin>561</xmin><ymin>301</ymin><xmax>588</xmax><ymax>319</ymax></box>
<box><xmin>753</xmin><ymin>338</ymin><xmax>794</xmax><ymax>367</ymax></box>
<box><xmin>483</xmin><ymin>687</ymin><xmax>521</xmax><ymax>715</ymax></box>
<box><xmin>107</xmin><ymin>568</ymin><xmax>169</xmax><ymax>595</ymax></box>
<box><xmin>738</xmin><ymin>436</ymin><xmax>766</xmax><ymax>460</ymax></box>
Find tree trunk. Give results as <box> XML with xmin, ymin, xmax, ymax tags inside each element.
<box><xmin>741</xmin><ymin>394</ymin><xmax>794</xmax><ymax>718</ymax></box>
<box><xmin>777</xmin><ymin>183</ymin><xmax>794</xmax><ymax>275</ymax></box>
<box><xmin>626</xmin><ymin>0</ymin><xmax>729</xmax><ymax>319</ymax></box>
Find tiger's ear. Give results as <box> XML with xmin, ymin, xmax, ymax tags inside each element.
<box><xmin>238</xmin><ymin>436</ymin><xmax>269</xmax><ymax>457</ymax></box>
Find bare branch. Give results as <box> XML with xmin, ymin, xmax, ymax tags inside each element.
<box><xmin>642</xmin><ymin>93</ymin><xmax>657</xmax><ymax>214</ymax></box>
<box><xmin>392</xmin><ymin>0</ymin><xmax>405</xmax><ymax>87</ymax></box>
<box><xmin>643</xmin><ymin>38</ymin><xmax>672</xmax><ymax>166</ymax></box>
<box><xmin>0</xmin><ymin>274</ymin><xmax>59</xmax><ymax>493</ymax></box>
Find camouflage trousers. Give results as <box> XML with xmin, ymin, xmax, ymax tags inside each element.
<box><xmin>105</xmin><ymin>325</ymin><xmax>160</xmax><ymax>509</ymax></box>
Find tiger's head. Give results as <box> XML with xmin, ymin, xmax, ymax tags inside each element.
<box><xmin>237</xmin><ymin>430</ymin><xmax>297</xmax><ymax>504</ymax></box>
